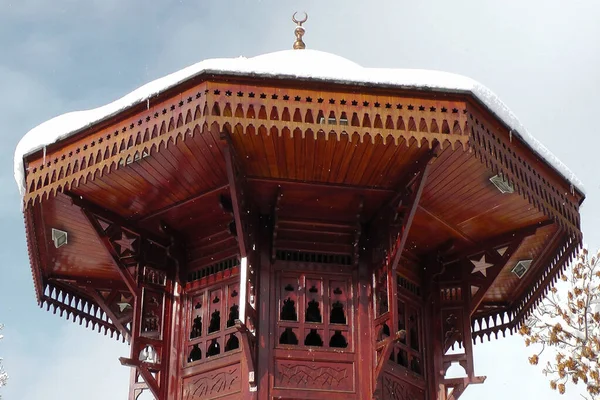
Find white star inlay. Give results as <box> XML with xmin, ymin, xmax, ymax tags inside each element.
<box><xmin>470</xmin><ymin>255</ymin><xmax>494</xmax><ymax>277</ymax></box>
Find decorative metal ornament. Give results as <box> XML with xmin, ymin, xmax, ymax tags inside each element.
<box><xmin>292</xmin><ymin>12</ymin><xmax>308</xmax><ymax>50</ymax></box>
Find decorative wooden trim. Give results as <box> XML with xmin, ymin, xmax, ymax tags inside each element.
<box><xmin>23</xmin><ymin>206</ymin><xmax>44</xmax><ymax>304</ymax></box>
<box><xmin>40</xmin><ymin>281</ymin><xmax>124</xmax><ymax>340</ymax></box>
<box><xmin>467</xmin><ymin>107</ymin><xmax>581</xmax><ymax>239</ymax></box>
<box><xmin>86</xmin><ymin>288</ymin><xmax>133</xmax><ymax>342</ymax></box>
<box><xmin>470</xmin><ymin>233</ymin><xmax>581</xmax><ymax>343</ymax></box>
<box><xmin>511</xmin><ymin>234</ymin><xmax>579</xmax><ymax>324</ymax></box>
<box><xmin>434</xmin><ymin>221</ymin><xmax>549</xmax><ymax>316</ymax></box>
<box><xmin>22</xmin><ymin>82</ymin><xmax>470</xmax><ymax>208</ymax></box>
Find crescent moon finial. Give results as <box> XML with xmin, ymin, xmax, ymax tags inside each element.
<box><xmin>292</xmin><ymin>12</ymin><xmax>308</xmax><ymax>50</ymax></box>
<box><xmin>292</xmin><ymin>11</ymin><xmax>308</xmax><ymax>26</ymax></box>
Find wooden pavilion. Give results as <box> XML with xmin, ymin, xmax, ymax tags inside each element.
<box><xmin>15</xmin><ymin>18</ymin><xmax>584</xmax><ymax>400</ymax></box>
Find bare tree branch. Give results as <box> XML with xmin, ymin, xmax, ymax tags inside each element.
<box><xmin>521</xmin><ymin>248</ymin><xmax>600</xmax><ymax>399</ymax></box>
<box><xmin>0</xmin><ymin>324</ymin><xmax>7</xmax><ymax>398</ymax></box>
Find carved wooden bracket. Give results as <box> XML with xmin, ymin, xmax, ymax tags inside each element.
<box><xmin>442</xmin><ymin>376</ymin><xmax>486</xmax><ymax>400</ymax></box>
<box><xmin>86</xmin><ymin>288</ymin><xmax>133</xmax><ymax>341</ymax></box>
<box><xmin>221</xmin><ymin>128</ymin><xmax>253</xmax><ymax>259</ymax></box>
<box><xmin>119</xmin><ymin>357</ymin><xmax>161</xmax><ymax>399</ymax></box>
<box><xmin>235</xmin><ymin>319</ymin><xmax>258</xmax><ymax>391</ymax></box>
<box><xmin>373</xmin><ymin>330</ymin><xmax>407</xmax><ymax>397</ymax></box>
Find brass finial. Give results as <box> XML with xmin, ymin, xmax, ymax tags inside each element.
<box><xmin>292</xmin><ymin>12</ymin><xmax>308</xmax><ymax>50</ymax></box>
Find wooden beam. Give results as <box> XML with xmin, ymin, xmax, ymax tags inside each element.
<box><xmin>417</xmin><ymin>205</ymin><xmax>476</xmax><ymax>245</ymax></box>
<box><xmin>246</xmin><ymin>176</ymin><xmax>395</xmax><ymax>194</ymax></box>
<box><xmin>221</xmin><ymin>132</ymin><xmax>248</xmax><ymax>258</ymax></box>
<box><xmin>443</xmin><ymin>376</ymin><xmax>486</xmax><ymax>400</ymax></box>
<box><xmin>271</xmin><ymin>188</ymin><xmax>282</xmax><ymax>262</ymax></box>
<box><xmin>235</xmin><ymin>320</ymin><xmax>257</xmax><ymax>390</ymax></box>
<box><xmin>278</xmin><ymin>217</ymin><xmax>354</xmax><ymax>230</ymax></box>
<box><xmin>80</xmin><ymin>207</ymin><xmax>138</xmax><ymax>296</ymax></box>
<box><xmin>373</xmin><ymin>330</ymin><xmax>406</xmax><ymax>396</ymax></box>
<box><xmin>353</xmin><ymin>198</ymin><xmax>364</xmax><ymax>266</ymax></box>
<box><xmin>380</xmin><ymin>143</ymin><xmax>440</xmax><ymax>215</ymax></box>
<box><xmin>68</xmin><ymin>192</ymin><xmax>169</xmax><ymax>248</ymax></box>
<box><xmin>389</xmin><ymin>162</ymin><xmax>431</xmax><ymax>275</ymax></box>
<box><xmin>48</xmin><ymin>275</ymin><xmax>128</xmax><ymax>291</ymax></box>
<box><xmin>119</xmin><ymin>358</ymin><xmax>161</xmax><ymax>399</ymax></box>
<box><xmin>86</xmin><ymin>289</ymin><xmax>132</xmax><ymax>341</ymax></box>
<box><xmin>441</xmin><ymin>221</ymin><xmax>552</xmax><ymax>265</ymax></box>
<box><xmin>137</xmin><ymin>184</ymin><xmax>228</xmax><ymax>222</ymax></box>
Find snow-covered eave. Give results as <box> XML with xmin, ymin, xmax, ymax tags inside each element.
<box><xmin>16</xmin><ymin>50</ymin><xmax>585</xmax><ymax>199</ymax></box>
<box><xmin>19</xmin><ymin>69</ymin><xmax>474</xmax><ymax>160</ymax></box>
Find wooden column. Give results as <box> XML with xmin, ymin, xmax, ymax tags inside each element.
<box><xmin>256</xmin><ymin>216</ymin><xmax>272</xmax><ymax>400</ymax></box>
<box><xmin>357</xmin><ymin>243</ymin><xmax>374</xmax><ymax>399</ymax></box>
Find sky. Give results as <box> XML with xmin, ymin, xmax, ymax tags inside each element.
<box><xmin>0</xmin><ymin>0</ymin><xmax>599</xmax><ymax>399</ymax></box>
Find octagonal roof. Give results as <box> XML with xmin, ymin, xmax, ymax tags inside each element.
<box><xmin>14</xmin><ymin>49</ymin><xmax>584</xmax><ymax>197</ymax></box>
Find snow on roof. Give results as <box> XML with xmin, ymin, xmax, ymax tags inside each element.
<box><xmin>13</xmin><ymin>49</ymin><xmax>585</xmax><ymax>197</ymax></box>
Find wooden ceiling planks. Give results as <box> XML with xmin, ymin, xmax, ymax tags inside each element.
<box><xmin>70</xmin><ymin>127</ymin><xmax>228</xmax><ymax>220</ymax></box>
<box><xmin>39</xmin><ymin>193</ymin><xmax>117</xmax><ymax>280</ymax></box>
<box><xmin>481</xmin><ymin>223</ymin><xmax>558</xmax><ymax>305</ymax></box>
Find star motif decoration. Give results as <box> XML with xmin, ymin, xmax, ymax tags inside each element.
<box><xmin>114</xmin><ymin>232</ymin><xmax>136</xmax><ymax>255</ymax></box>
<box><xmin>116</xmin><ymin>294</ymin><xmax>132</xmax><ymax>312</ymax></box>
<box><xmin>470</xmin><ymin>255</ymin><xmax>494</xmax><ymax>277</ymax></box>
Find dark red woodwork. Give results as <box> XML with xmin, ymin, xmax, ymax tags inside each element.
<box><xmin>18</xmin><ymin>68</ymin><xmax>584</xmax><ymax>400</ymax></box>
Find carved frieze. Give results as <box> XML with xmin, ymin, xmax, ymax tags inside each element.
<box><xmin>274</xmin><ymin>360</ymin><xmax>354</xmax><ymax>392</ymax></box>
<box><xmin>182</xmin><ymin>364</ymin><xmax>241</xmax><ymax>399</ymax></box>
<box><xmin>382</xmin><ymin>374</ymin><xmax>424</xmax><ymax>400</ymax></box>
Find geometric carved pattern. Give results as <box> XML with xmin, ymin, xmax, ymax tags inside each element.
<box><xmin>442</xmin><ymin>310</ymin><xmax>464</xmax><ymax>352</ymax></box>
<box><xmin>140</xmin><ymin>288</ymin><xmax>164</xmax><ymax>338</ymax></box>
<box><xmin>382</xmin><ymin>374</ymin><xmax>424</xmax><ymax>400</ymax></box>
<box><xmin>182</xmin><ymin>364</ymin><xmax>241</xmax><ymax>400</ymax></box>
<box><xmin>23</xmin><ymin>82</ymin><xmax>470</xmax><ymax>207</ymax></box>
<box><xmin>468</xmin><ymin>110</ymin><xmax>581</xmax><ymax>238</ymax></box>
<box><xmin>275</xmin><ymin>361</ymin><xmax>354</xmax><ymax>392</ymax></box>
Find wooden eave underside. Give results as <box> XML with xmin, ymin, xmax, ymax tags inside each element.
<box><xmin>21</xmin><ymin>77</ymin><xmax>582</xmax><ymax>342</ymax></box>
